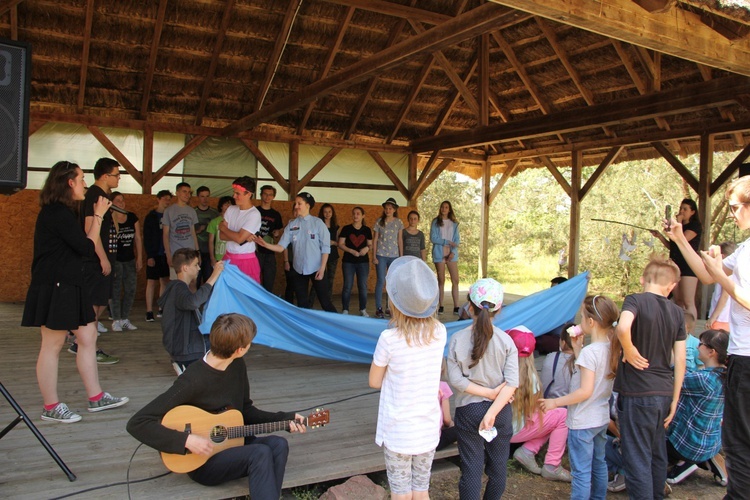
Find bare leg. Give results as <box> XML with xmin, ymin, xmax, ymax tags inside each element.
<box><xmin>72</xmin><ymin>322</ymin><xmax>103</xmax><ymax>398</ymax></box>
<box><xmin>146</xmin><ymin>278</ymin><xmax>156</xmax><ymax>312</ymax></box>
<box><xmin>446</xmin><ymin>260</ymin><xmax>460</xmax><ymax>308</ymax></box>
<box><xmin>675</xmin><ymin>276</ymin><xmax>699</xmax><ymax>321</ymax></box>
<box><xmin>37</xmin><ymin>327</ymin><xmax>66</xmax><ymax>406</ymax></box>
<box><xmin>434</xmin><ymin>262</ymin><xmax>446</xmax><ymax>308</ymax></box>
<box><xmin>412</xmin><ymin>491</ymin><xmax>429</xmax><ymax>500</ymax></box>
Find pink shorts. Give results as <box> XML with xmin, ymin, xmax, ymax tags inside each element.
<box><xmin>223</xmin><ymin>252</ymin><xmax>261</xmax><ymax>283</ymax></box>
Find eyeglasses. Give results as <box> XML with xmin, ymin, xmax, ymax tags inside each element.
<box><xmin>729</xmin><ymin>202</ymin><xmax>747</xmax><ymax>215</ymax></box>
<box><xmin>699</xmin><ymin>342</ymin><xmax>715</xmax><ymax>350</ymax></box>
<box><xmin>107</xmin><ymin>173</ymin><xmax>122</xmax><ymax>179</ymax></box>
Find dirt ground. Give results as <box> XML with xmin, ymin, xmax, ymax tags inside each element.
<box><xmin>427</xmin><ymin>459</ymin><xmax>727</xmax><ymax>500</ymax></box>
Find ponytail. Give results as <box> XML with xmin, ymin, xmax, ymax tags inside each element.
<box><xmin>469</xmin><ymin>301</ymin><xmax>495</xmax><ymax>368</ymax></box>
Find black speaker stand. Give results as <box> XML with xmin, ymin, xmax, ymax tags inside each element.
<box><xmin>0</xmin><ymin>382</ymin><xmax>76</xmax><ymax>481</ymax></box>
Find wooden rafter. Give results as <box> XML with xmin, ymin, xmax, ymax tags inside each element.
<box><xmin>224</xmin><ymin>3</ymin><xmax>525</xmax><ymax>136</ymax></box>
<box><xmin>87</xmin><ymin>126</ymin><xmax>143</xmax><ymax>185</ymax></box>
<box><xmin>195</xmin><ymin>0</ymin><xmax>235</xmax><ymax>126</ymax></box>
<box><xmin>152</xmin><ymin>135</ymin><xmax>207</xmax><ymax>185</ymax></box>
<box><xmin>698</xmin><ymin>10</ymin><xmax>750</xmax><ymax>40</ymax></box>
<box><xmin>387</xmin><ymin>55</ymin><xmax>435</xmax><ymax>143</ymax></box>
<box><xmin>480</xmin><ymin>31</ymin><xmax>489</xmax><ymax>127</ymax></box>
<box><xmin>254</xmin><ymin>0</ymin><xmax>302</xmax><ymax>112</ymax></box>
<box><xmin>488</xmin><ymin>0</ymin><xmax>750</xmax><ymax>76</ymax></box>
<box><xmin>711</xmin><ymin>143</ymin><xmax>750</xmax><ymax>195</ymax></box>
<box><xmin>298</xmin><ymin>147</ymin><xmax>343</xmax><ymax>190</ymax></box>
<box><xmin>76</xmin><ymin>0</ymin><xmax>95</xmax><ymax>114</ymax></box>
<box><xmin>490</xmin><ymin>30</ymin><xmax>550</xmax><ymax>115</ymax></box>
<box><xmin>412</xmin><ymin>72</ymin><xmax>750</xmax><ymax>152</ymax></box>
<box><xmin>140</xmin><ymin>0</ymin><xmax>168</xmax><ymax>119</ymax></box>
<box><xmin>652</xmin><ymin>141</ymin><xmax>699</xmax><ymax>192</ymax></box>
<box><xmin>321</xmin><ymin>0</ymin><xmax>451</xmax><ymax>25</ymax></box>
<box><xmin>0</xmin><ymin>1</ymin><xmax>23</xmax><ymax>16</ymax></box>
<box><xmin>142</xmin><ymin>126</ymin><xmax>153</xmax><ymax>194</ymax></box>
<box><xmin>239</xmin><ymin>138</ymin><xmax>290</xmax><ymax>194</ymax></box>
<box><xmin>368</xmin><ymin>151</ymin><xmax>409</xmax><ymax>199</ymax></box>
<box><xmin>298</xmin><ymin>7</ymin><xmax>354</xmax><ymax>135</ymax></box>
<box><xmin>488</xmin><ymin>160</ymin><xmax>520</xmax><ymax>203</ymax></box>
<box><xmin>414</xmin><ymin>151</ymin><xmax>442</xmax><ymax>195</ymax></box>
<box><xmin>432</xmin><ymin>56</ymin><xmax>478</xmax><ymax>136</ymax></box>
<box><xmin>580</xmin><ymin>146</ymin><xmax>622</xmax><ymax>200</ymax></box>
<box><xmin>540</xmin><ymin>156</ymin><xmax>571</xmax><ymax>196</ymax></box>
<box><xmin>413</xmin><ymin>157</ymin><xmax>453</xmax><ymax>199</ymax></box>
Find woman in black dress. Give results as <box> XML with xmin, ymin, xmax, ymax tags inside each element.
<box><xmin>651</xmin><ymin>198</ymin><xmax>702</xmax><ymax>320</ymax></box>
<box><xmin>22</xmin><ymin>161</ymin><xmax>128</xmax><ymax>423</ymax></box>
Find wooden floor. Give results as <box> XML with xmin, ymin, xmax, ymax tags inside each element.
<box><xmin>0</xmin><ymin>302</ymin><xmax>459</xmax><ymax>499</ymax></box>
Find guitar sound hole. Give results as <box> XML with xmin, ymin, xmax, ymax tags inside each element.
<box><xmin>209</xmin><ymin>425</ymin><xmax>228</xmax><ymax>443</ymax></box>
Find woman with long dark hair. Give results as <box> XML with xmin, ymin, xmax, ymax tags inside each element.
<box><xmin>430</xmin><ymin>200</ymin><xmax>460</xmax><ymax>315</ymax></box>
<box><xmin>309</xmin><ymin>203</ymin><xmax>339</xmax><ymax>308</ymax></box>
<box><xmin>22</xmin><ymin>161</ymin><xmax>128</xmax><ymax>423</ymax></box>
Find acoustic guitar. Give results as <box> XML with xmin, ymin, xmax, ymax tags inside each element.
<box><xmin>160</xmin><ymin>405</ymin><xmax>330</xmax><ymax>473</ymax></box>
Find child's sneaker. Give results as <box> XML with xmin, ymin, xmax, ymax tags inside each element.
<box><xmin>667</xmin><ymin>462</ymin><xmax>698</xmax><ymax>484</ymax></box>
<box><xmin>88</xmin><ymin>392</ymin><xmax>129</xmax><ymax>412</ymax></box>
<box><xmin>41</xmin><ymin>403</ymin><xmax>81</xmax><ymax>423</ymax></box>
<box><xmin>97</xmin><ymin>321</ymin><xmax>108</xmax><ymax>333</ymax></box>
<box><xmin>145</xmin><ymin>311</ymin><xmax>155</xmax><ymax>322</ymax></box>
<box><xmin>707</xmin><ymin>454</ymin><xmax>728</xmax><ymax>486</ymax></box>
<box><xmin>120</xmin><ymin>319</ymin><xmax>138</xmax><ymax>331</ymax></box>
<box><xmin>341</xmin><ymin>310</ymin><xmax>348</xmax><ymax>315</ymax></box>
<box><xmin>112</xmin><ymin>320</ymin><xmax>123</xmax><ymax>332</ymax></box>
<box><xmin>607</xmin><ymin>473</ymin><xmax>626</xmax><ymax>492</ymax></box>
<box><xmin>513</xmin><ymin>446</ymin><xmax>541</xmax><ymax>474</ymax></box>
<box><xmin>541</xmin><ymin>464</ymin><xmax>572</xmax><ymax>482</ymax></box>
<box><xmin>96</xmin><ymin>349</ymin><xmax>119</xmax><ymax>365</ymax></box>
<box><xmin>385</xmin><ymin>308</ymin><xmax>391</xmax><ymax>317</ymax></box>
<box><xmin>453</xmin><ymin>306</ymin><xmax>460</xmax><ymax>315</ymax></box>
<box><xmin>360</xmin><ymin>309</ymin><xmax>369</xmax><ymax>318</ymax></box>
<box><xmin>375</xmin><ymin>309</ymin><xmax>385</xmax><ymax>319</ymax></box>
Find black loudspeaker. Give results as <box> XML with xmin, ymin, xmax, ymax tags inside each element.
<box><xmin>0</xmin><ymin>38</ymin><xmax>30</xmax><ymax>195</ymax></box>
<box><xmin>740</xmin><ymin>163</ymin><xmax>750</xmax><ymax>178</ymax></box>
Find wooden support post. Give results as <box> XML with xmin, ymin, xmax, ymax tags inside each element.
<box><xmin>698</xmin><ymin>133</ymin><xmax>714</xmax><ymax>319</ymax></box>
<box><xmin>568</xmin><ymin>151</ymin><xmax>582</xmax><ymax>277</ymax></box>
<box><xmin>480</xmin><ymin>161</ymin><xmax>491</xmax><ymax>279</ymax></box>
<box><xmin>408</xmin><ymin>153</ymin><xmax>418</xmax><ymax>207</ymax></box>
<box><xmin>289</xmin><ymin>140</ymin><xmax>299</xmax><ymax>200</ymax></box>
<box><xmin>142</xmin><ymin>126</ymin><xmax>153</xmax><ymax>194</ymax></box>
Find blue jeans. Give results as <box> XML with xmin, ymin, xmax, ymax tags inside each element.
<box><xmin>568</xmin><ymin>424</ymin><xmax>608</xmax><ymax>500</ymax></box>
<box><xmin>341</xmin><ymin>262</ymin><xmax>369</xmax><ymax>311</ymax></box>
<box><xmin>605</xmin><ymin>434</ymin><xmax>625</xmax><ymax>476</ymax></box>
<box><xmin>112</xmin><ymin>259</ymin><xmax>137</xmax><ymax>320</ymax></box>
<box><xmin>617</xmin><ymin>395</ymin><xmax>671</xmax><ymax>500</ymax></box>
<box><xmin>375</xmin><ymin>255</ymin><xmax>397</xmax><ymax>310</ymax></box>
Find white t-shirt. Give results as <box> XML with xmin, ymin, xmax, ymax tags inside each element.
<box><xmin>566</xmin><ymin>341</ymin><xmax>614</xmax><ymax>430</ymax></box>
<box><xmin>373</xmin><ymin>323</ymin><xmax>447</xmax><ymax>455</ymax></box>
<box><xmin>722</xmin><ymin>237</ymin><xmax>750</xmax><ymax>355</ymax></box>
<box><xmin>223</xmin><ymin>205</ymin><xmax>261</xmax><ymax>254</ymax></box>
<box><xmin>709</xmin><ymin>283</ymin><xmax>730</xmax><ymax>323</ymax></box>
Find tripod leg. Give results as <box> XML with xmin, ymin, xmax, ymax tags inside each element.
<box><xmin>0</xmin><ymin>382</ymin><xmax>76</xmax><ymax>482</ymax></box>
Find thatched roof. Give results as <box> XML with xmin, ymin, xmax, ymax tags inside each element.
<box><xmin>4</xmin><ymin>0</ymin><xmax>750</xmax><ymax>177</ymax></box>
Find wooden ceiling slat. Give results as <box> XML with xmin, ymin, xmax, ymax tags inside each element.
<box><xmin>254</xmin><ymin>0</ymin><xmax>303</xmax><ymax>112</ymax></box>
<box><xmin>224</xmin><ymin>2</ymin><xmax>524</xmax><ymax>136</ymax></box>
<box><xmin>297</xmin><ymin>6</ymin><xmax>355</xmax><ymax>135</ymax></box>
<box><xmin>76</xmin><ymin>0</ymin><xmax>94</xmax><ymax>114</ymax></box>
<box><xmin>140</xmin><ymin>0</ymin><xmax>168</xmax><ymax>119</ymax></box>
<box><xmin>412</xmin><ymin>75</ymin><xmax>750</xmax><ymax>152</ymax></box>
<box><xmin>195</xmin><ymin>0</ymin><xmax>236</xmax><ymax>126</ymax></box>
<box><xmin>321</xmin><ymin>0</ymin><xmax>451</xmax><ymax>25</ymax></box>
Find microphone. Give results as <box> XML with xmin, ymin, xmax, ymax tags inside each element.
<box><xmin>110</xmin><ymin>204</ymin><xmax>128</xmax><ymax>214</ymax></box>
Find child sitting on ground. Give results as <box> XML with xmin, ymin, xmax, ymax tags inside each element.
<box><xmin>369</xmin><ymin>256</ymin><xmax>447</xmax><ymax>500</ymax></box>
<box><xmin>614</xmin><ymin>255</ymin><xmax>686</xmax><ymax>499</ymax></box>
<box><xmin>508</xmin><ymin>325</ymin><xmax>572</xmax><ymax>482</ymax></box>
<box><xmin>682</xmin><ymin>312</ymin><xmax>703</xmax><ymax>372</ymax></box>
<box><xmin>159</xmin><ymin>249</ymin><xmax>223</xmax><ymax>374</ymax></box>
<box><xmin>539</xmin><ymin>295</ymin><xmax>620</xmax><ymax>499</ymax></box>
<box><xmin>540</xmin><ymin>322</ymin><xmax>576</xmax><ymax>400</ymax></box>
<box><xmin>666</xmin><ymin>329</ymin><xmax>729</xmax><ymax>486</ymax></box>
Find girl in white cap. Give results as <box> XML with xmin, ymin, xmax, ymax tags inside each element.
<box><xmin>446</xmin><ymin>278</ymin><xmax>518</xmax><ymax>499</ymax></box>
<box><xmin>369</xmin><ymin>256</ymin><xmax>446</xmax><ymax>500</ymax></box>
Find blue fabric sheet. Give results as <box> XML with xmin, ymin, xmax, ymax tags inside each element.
<box><xmin>200</xmin><ymin>264</ymin><xmax>590</xmax><ymax>364</ymax></box>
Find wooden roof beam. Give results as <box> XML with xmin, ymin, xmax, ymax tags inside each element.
<box><xmin>489</xmin><ymin>0</ymin><xmax>750</xmax><ymax>76</ymax></box>
<box><xmin>195</xmin><ymin>0</ymin><xmax>235</xmax><ymax>126</ymax></box>
<box><xmin>652</xmin><ymin>141</ymin><xmax>699</xmax><ymax>192</ymax></box>
<box><xmin>297</xmin><ymin>7</ymin><xmax>354</xmax><ymax>135</ymax></box>
<box><xmin>321</xmin><ymin>0</ymin><xmax>451</xmax><ymax>25</ymax></box>
<box><xmin>152</xmin><ymin>135</ymin><xmax>207</xmax><ymax>185</ymax></box>
<box><xmin>76</xmin><ymin>0</ymin><xmax>95</xmax><ymax>114</ymax></box>
<box><xmin>540</xmin><ymin>156</ymin><xmax>571</xmax><ymax>196</ymax></box>
<box><xmin>413</xmin><ymin>157</ymin><xmax>453</xmax><ymax>198</ymax></box>
<box><xmin>87</xmin><ymin>125</ymin><xmax>143</xmax><ymax>185</ymax></box>
<box><xmin>0</xmin><ymin>1</ymin><xmax>23</xmax><ymax>16</ymax></box>
<box><xmin>140</xmin><ymin>0</ymin><xmax>168</xmax><ymax>119</ymax></box>
<box><xmin>433</xmin><ymin>56</ymin><xmax>478</xmax><ymax>136</ymax></box>
<box><xmin>488</xmin><ymin>160</ymin><xmax>520</xmax><ymax>204</ymax></box>
<box><xmin>239</xmin><ymin>138</ymin><xmax>290</xmax><ymax>194</ymax></box>
<box><xmin>696</xmin><ymin>62</ymin><xmax>745</xmax><ymax>146</ymax></box>
<box><xmin>412</xmin><ymin>75</ymin><xmax>750</xmax><ymax>152</ymax></box>
<box><xmin>630</xmin><ymin>0</ymin><xmax>676</xmax><ymax>14</ymax></box>
<box><xmin>711</xmin><ymin>143</ymin><xmax>750</xmax><ymax>195</ymax></box>
<box><xmin>580</xmin><ymin>146</ymin><xmax>623</xmax><ymax>200</ymax></box>
<box><xmin>224</xmin><ymin>2</ymin><xmax>525</xmax><ymax>136</ymax></box>
<box><xmin>297</xmin><ymin>147</ymin><xmax>342</xmax><ymax>190</ymax></box>
<box><xmin>698</xmin><ymin>9</ymin><xmax>750</xmax><ymax>40</ymax></box>
<box><xmin>368</xmin><ymin>151</ymin><xmax>409</xmax><ymax>200</ymax></box>
<box><xmin>387</xmin><ymin>55</ymin><xmax>435</xmax><ymax>144</ymax></box>
<box><xmin>254</xmin><ymin>0</ymin><xmax>302</xmax><ymax>112</ymax></box>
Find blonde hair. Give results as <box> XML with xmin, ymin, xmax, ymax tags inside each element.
<box><xmin>511</xmin><ymin>356</ymin><xmax>543</xmax><ymax>431</ymax></box>
<box><xmin>643</xmin><ymin>254</ymin><xmax>680</xmax><ymax>286</ymax></box>
<box><xmin>390</xmin><ymin>306</ymin><xmax>441</xmax><ymax>347</ymax></box>
<box><xmin>726</xmin><ymin>176</ymin><xmax>750</xmax><ymax>203</ymax></box>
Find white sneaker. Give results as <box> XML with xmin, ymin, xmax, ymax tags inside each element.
<box><xmin>97</xmin><ymin>322</ymin><xmax>108</xmax><ymax>333</ymax></box>
<box><xmin>342</xmin><ymin>310</ymin><xmax>349</xmax><ymax>315</ymax></box>
<box><xmin>120</xmin><ymin>319</ymin><xmax>138</xmax><ymax>331</ymax></box>
<box><xmin>111</xmin><ymin>320</ymin><xmax>122</xmax><ymax>332</ymax></box>
<box><xmin>360</xmin><ymin>309</ymin><xmax>369</xmax><ymax>317</ymax></box>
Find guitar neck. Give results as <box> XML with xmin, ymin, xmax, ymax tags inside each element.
<box><xmin>230</xmin><ymin>417</ymin><xmax>305</xmax><ymax>439</ymax></box>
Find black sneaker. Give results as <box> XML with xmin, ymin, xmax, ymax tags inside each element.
<box><xmin>453</xmin><ymin>307</ymin><xmax>460</xmax><ymax>315</ymax></box>
<box><xmin>67</xmin><ymin>343</ymin><xmax>78</xmax><ymax>355</ymax></box>
<box><xmin>667</xmin><ymin>462</ymin><xmax>698</xmax><ymax>485</ymax></box>
<box><xmin>706</xmin><ymin>454</ymin><xmax>728</xmax><ymax>486</ymax></box>
<box><xmin>157</xmin><ymin>309</ymin><xmax>163</xmax><ymax>318</ymax></box>
<box><xmin>145</xmin><ymin>311</ymin><xmax>155</xmax><ymax>322</ymax></box>
<box><xmin>375</xmin><ymin>309</ymin><xmax>385</xmax><ymax>319</ymax></box>
<box><xmin>438</xmin><ymin>306</ymin><xmax>444</xmax><ymax>315</ymax></box>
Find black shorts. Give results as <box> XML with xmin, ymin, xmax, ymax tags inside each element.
<box><xmin>146</xmin><ymin>255</ymin><xmax>170</xmax><ymax>280</ymax></box>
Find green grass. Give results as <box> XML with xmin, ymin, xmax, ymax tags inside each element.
<box><xmin>488</xmin><ymin>254</ymin><xmax>561</xmax><ymax>296</ymax></box>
